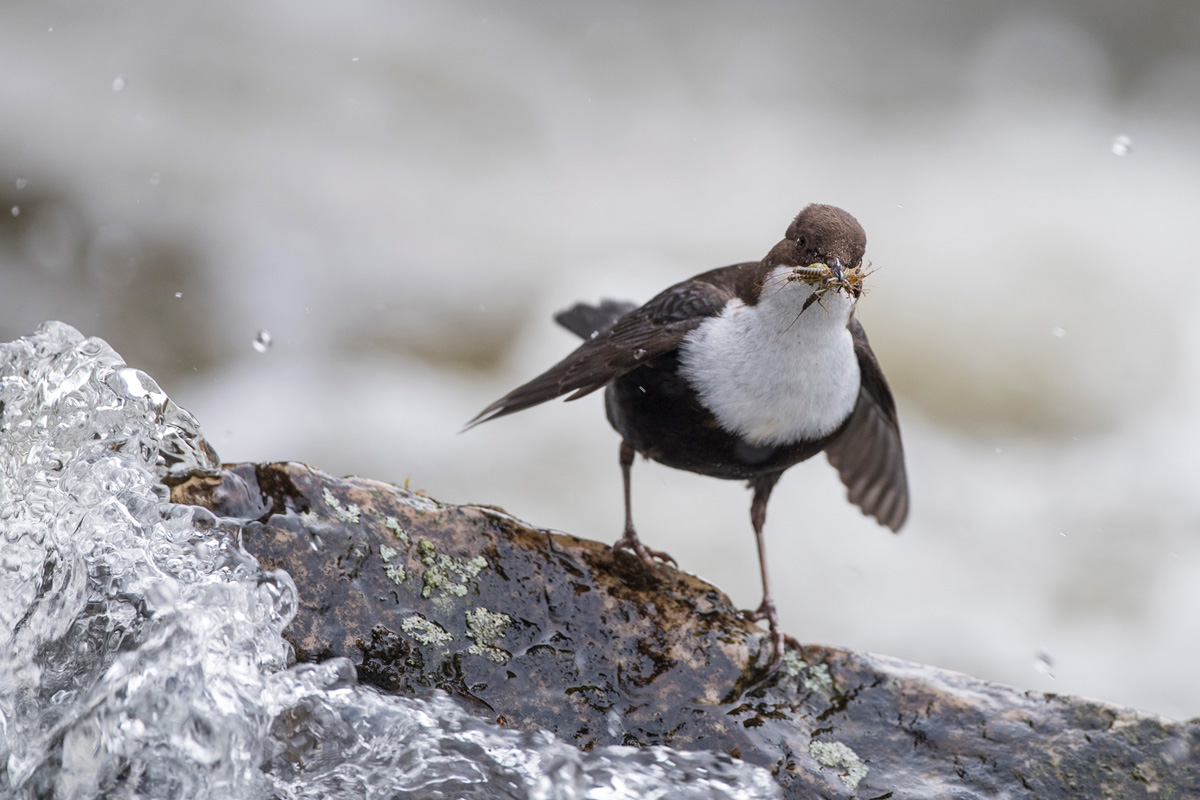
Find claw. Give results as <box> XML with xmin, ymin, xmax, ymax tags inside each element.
<box><xmin>741</xmin><ymin>597</ymin><xmax>785</xmax><ymax>668</ymax></box>
<box><xmin>612</xmin><ymin>530</ymin><xmax>677</xmax><ymax>571</ymax></box>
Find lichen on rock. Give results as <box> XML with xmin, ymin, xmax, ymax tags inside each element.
<box><xmin>171</xmin><ymin>462</ymin><xmax>1200</xmax><ymax>800</ymax></box>
<box><xmin>400</xmin><ymin>615</ymin><xmax>452</xmax><ymax>647</ymax></box>
<box><xmin>465</xmin><ymin>606</ymin><xmax>512</xmax><ymax>664</ymax></box>
<box><xmin>808</xmin><ymin>740</ymin><xmax>867</xmax><ymax>791</ymax></box>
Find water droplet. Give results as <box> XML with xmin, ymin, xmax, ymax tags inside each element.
<box><xmin>1110</xmin><ymin>135</ymin><xmax>1132</xmax><ymax>156</ymax></box>
<box><xmin>633</xmin><ymin>348</ymin><xmax>647</xmax><ymax>360</ymax></box>
<box><xmin>149</xmin><ymin>171</ymin><xmax>161</xmax><ymax>186</ymax></box>
<box><xmin>173</xmin><ymin>292</ymin><xmax>183</xmax><ymax>299</ymax></box>
<box><xmin>10</xmin><ymin>205</ymin><xmax>19</xmax><ymax>217</ymax></box>
<box><xmin>252</xmin><ymin>330</ymin><xmax>273</xmax><ymax>353</ymax></box>
<box><xmin>994</xmin><ymin>447</ymin><xmax>1002</xmax><ymax>454</ymax></box>
<box><xmin>1058</xmin><ymin>530</ymin><xmax>1068</xmax><ymax>537</ymax></box>
<box><xmin>15</xmin><ymin>177</ymin><xmax>27</xmax><ymax>190</ymax></box>
<box><xmin>351</xmin><ymin>57</ymin><xmax>360</xmax><ymax>63</ymax></box>
<box><xmin>1033</xmin><ymin>650</ymin><xmax>1055</xmax><ymax>678</ymax></box>
<box><xmin>1051</xmin><ymin>326</ymin><xmax>1066</xmax><ymax>339</ymax></box>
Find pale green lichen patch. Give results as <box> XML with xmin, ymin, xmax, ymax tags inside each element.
<box><xmin>803</xmin><ymin>663</ymin><xmax>834</xmax><ymax>693</ymax></box>
<box><xmin>322</xmin><ymin>488</ymin><xmax>361</xmax><ymax>524</ymax></box>
<box><xmin>400</xmin><ymin>615</ymin><xmax>452</xmax><ymax>647</ymax></box>
<box><xmin>465</xmin><ymin>606</ymin><xmax>512</xmax><ymax>664</ymax></box>
<box><xmin>809</xmin><ymin>740</ymin><xmax>867</xmax><ymax>791</ymax></box>
<box><xmin>378</xmin><ymin>544</ymin><xmax>406</xmax><ymax>584</ymax></box>
<box><xmin>781</xmin><ymin>650</ymin><xmax>806</xmax><ymax>678</ymax></box>
<box><xmin>298</xmin><ymin>509</ymin><xmax>321</xmax><ymax>529</ymax></box>
<box><xmin>385</xmin><ymin>515</ymin><xmax>410</xmax><ymax>548</ymax></box>
<box><xmin>417</xmin><ymin>538</ymin><xmax>489</xmax><ymax>599</ymax></box>
<box><xmin>418</xmin><ymin>538</ymin><xmax>437</xmax><ymax>564</ymax></box>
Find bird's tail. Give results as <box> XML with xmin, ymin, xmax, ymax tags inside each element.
<box><xmin>463</xmin><ymin>299</ymin><xmax>636</xmax><ymax>431</ymax></box>
<box><xmin>553</xmin><ymin>299</ymin><xmax>636</xmax><ymax>340</ymax></box>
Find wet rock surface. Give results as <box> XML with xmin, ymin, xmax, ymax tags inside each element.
<box><xmin>171</xmin><ymin>462</ymin><xmax>1200</xmax><ymax>800</ymax></box>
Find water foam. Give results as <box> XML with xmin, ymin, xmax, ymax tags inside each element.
<box><xmin>0</xmin><ymin>322</ymin><xmax>778</xmax><ymax>799</ymax></box>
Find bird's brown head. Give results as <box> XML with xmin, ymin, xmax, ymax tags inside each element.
<box><xmin>758</xmin><ymin>204</ymin><xmax>869</xmax><ymax>301</ymax></box>
<box><xmin>764</xmin><ymin>204</ymin><xmax>867</xmax><ymax>274</ymax></box>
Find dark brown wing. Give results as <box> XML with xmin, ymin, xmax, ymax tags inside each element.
<box><xmin>466</xmin><ymin>271</ymin><xmax>745</xmax><ymax>429</ymax></box>
<box><xmin>824</xmin><ymin>317</ymin><xmax>909</xmax><ymax>531</ymax></box>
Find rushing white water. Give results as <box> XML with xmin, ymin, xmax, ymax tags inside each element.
<box><xmin>0</xmin><ymin>322</ymin><xmax>779</xmax><ymax>800</ymax></box>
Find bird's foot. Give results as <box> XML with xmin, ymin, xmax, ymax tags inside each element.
<box><xmin>612</xmin><ymin>529</ymin><xmax>677</xmax><ymax>572</ymax></box>
<box><xmin>741</xmin><ymin>598</ymin><xmax>785</xmax><ymax>668</ymax></box>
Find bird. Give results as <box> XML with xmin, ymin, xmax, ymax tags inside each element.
<box><xmin>467</xmin><ymin>204</ymin><xmax>908</xmax><ymax>665</ymax></box>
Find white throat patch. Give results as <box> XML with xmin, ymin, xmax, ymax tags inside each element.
<box><xmin>677</xmin><ymin>266</ymin><xmax>861</xmax><ymax>446</ymax></box>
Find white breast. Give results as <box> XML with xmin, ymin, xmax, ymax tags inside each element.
<box><xmin>677</xmin><ymin>267</ymin><xmax>861</xmax><ymax>447</ymax></box>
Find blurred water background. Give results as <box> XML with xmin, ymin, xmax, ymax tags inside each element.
<box><xmin>1</xmin><ymin>1</ymin><xmax>1198</xmax><ymax>721</ymax></box>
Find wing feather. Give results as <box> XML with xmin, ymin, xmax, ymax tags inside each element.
<box><xmin>824</xmin><ymin>317</ymin><xmax>909</xmax><ymax>531</ymax></box>
<box><xmin>465</xmin><ymin>276</ymin><xmax>738</xmax><ymax>429</ymax></box>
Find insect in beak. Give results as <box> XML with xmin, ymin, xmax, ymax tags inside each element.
<box><xmin>828</xmin><ymin>256</ymin><xmax>845</xmax><ymax>284</ymax></box>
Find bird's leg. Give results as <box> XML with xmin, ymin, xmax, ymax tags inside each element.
<box><xmin>611</xmin><ymin>440</ymin><xmax>677</xmax><ymax>570</ymax></box>
<box><xmin>741</xmin><ymin>473</ymin><xmax>785</xmax><ymax>666</ymax></box>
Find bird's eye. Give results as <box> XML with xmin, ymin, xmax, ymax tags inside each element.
<box><xmin>795</xmin><ymin>235</ymin><xmax>806</xmax><ymax>247</ymax></box>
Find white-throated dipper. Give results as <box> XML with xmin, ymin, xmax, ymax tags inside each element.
<box><xmin>467</xmin><ymin>204</ymin><xmax>908</xmax><ymax>665</ymax></box>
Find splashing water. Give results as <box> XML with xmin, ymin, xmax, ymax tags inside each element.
<box><xmin>0</xmin><ymin>322</ymin><xmax>779</xmax><ymax>799</ymax></box>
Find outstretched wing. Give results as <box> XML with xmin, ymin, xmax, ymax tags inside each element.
<box><xmin>466</xmin><ymin>271</ymin><xmax>745</xmax><ymax>429</ymax></box>
<box><xmin>824</xmin><ymin>317</ymin><xmax>909</xmax><ymax>531</ymax></box>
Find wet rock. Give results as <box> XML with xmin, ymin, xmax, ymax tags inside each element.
<box><xmin>171</xmin><ymin>462</ymin><xmax>1200</xmax><ymax>800</ymax></box>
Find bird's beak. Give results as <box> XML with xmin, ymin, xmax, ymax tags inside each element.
<box><xmin>827</xmin><ymin>257</ymin><xmax>845</xmax><ymax>283</ymax></box>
